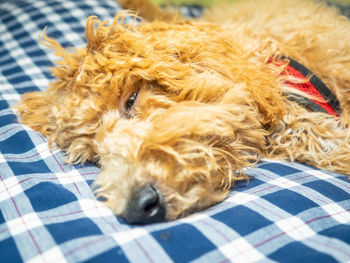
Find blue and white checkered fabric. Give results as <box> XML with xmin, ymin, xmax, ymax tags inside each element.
<box><xmin>0</xmin><ymin>0</ymin><xmax>349</xmax><ymax>262</ymax></box>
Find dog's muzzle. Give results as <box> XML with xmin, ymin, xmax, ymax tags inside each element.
<box><xmin>124</xmin><ymin>184</ymin><xmax>166</xmax><ymax>224</ymax></box>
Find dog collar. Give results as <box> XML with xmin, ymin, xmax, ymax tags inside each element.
<box><xmin>270</xmin><ymin>57</ymin><xmax>341</xmax><ymax>117</ymax></box>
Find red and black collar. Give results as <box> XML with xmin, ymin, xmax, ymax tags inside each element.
<box><xmin>270</xmin><ymin>57</ymin><xmax>341</xmax><ymax>117</ymax></box>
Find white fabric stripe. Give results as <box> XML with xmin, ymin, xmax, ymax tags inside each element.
<box><xmin>219</xmin><ymin>237</ymin><xmax>265</xmax><ymax>263</ymax></box>
<box><xmin>27</xmin><ymin>246</ymin><xmax>67</xmax><ymax>263</ymax></box>
<box><xmin>79</xmin><ymin>199</ymin><xmax>114</xmax><ymax>218</ymax></box>
<box><xmin>7</xmin><ymin>213</ymin><xmax>43</xmax><ymax>236</ymax></box>
<box><xmin>322</xmin><ymin>203</ymin><xmax>350</xmax><ymax>224</ymax></box>
<box><xmin>276</xmin><ymin>216</ymin><xmax>316</xmax><ymax>241</ymax></box>
<box><xmin>0</xmin><ymin>176</ymin><xmax>22</xmax><ymax>202</ymax></box>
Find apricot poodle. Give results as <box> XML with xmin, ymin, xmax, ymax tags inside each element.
<box><xmin>16</xmin><ymin>0</ymin><xmax>350</xmax><ymax>224</ymax></box>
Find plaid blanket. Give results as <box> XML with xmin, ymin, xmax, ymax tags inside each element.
<box><xmin>0</xmin><ymin>0</ymin><xmax>349</xmax><ymax>262</ymax></box>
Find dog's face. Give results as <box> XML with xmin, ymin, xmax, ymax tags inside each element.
<box><xmin>17</xmin><ymin>15</ymin><xmax>285</xmax><ymax>223</ymax></box>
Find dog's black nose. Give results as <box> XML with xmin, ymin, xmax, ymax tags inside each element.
<box><xmin>124</xmin><ymin>184</ymin><xmax>166</xmax><ymax>224</ymax></box>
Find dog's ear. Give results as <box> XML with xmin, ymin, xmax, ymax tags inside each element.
<box><xmin>16</xmin><ymin>86</ymin><xmax>101</xmax><ymax>164</ymax></box>
<box><xmin>15</xmin><ymin>28</ymin><xmax>105</xmax><ymax>164</ymax></box>
<box><xmin>16</xmin><ymin>91</ymin><xmax>55</xmax><ymax>137</ymax></box>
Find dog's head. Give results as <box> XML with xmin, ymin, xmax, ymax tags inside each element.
<box><xmin>17</xmin><ymin>14</ymin><xmax>286</xmax><ymax>223</ymax></box>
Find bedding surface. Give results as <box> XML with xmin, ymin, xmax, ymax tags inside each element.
<box><xmin>0</xmin><ymin>0</ymin><xmax>349</xmax><ymax>262</ymax></box>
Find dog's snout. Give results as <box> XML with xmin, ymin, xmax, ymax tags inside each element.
<box><xmin>124</xmin><ymin>184</ymin><xmax>166</xmax><ymax>224</ymax></box>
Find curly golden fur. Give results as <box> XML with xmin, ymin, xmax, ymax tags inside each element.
<box><xmin>16</xmin><ymin>0</ymin><xmax>350</xmax><ymax>223</ymax></box>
